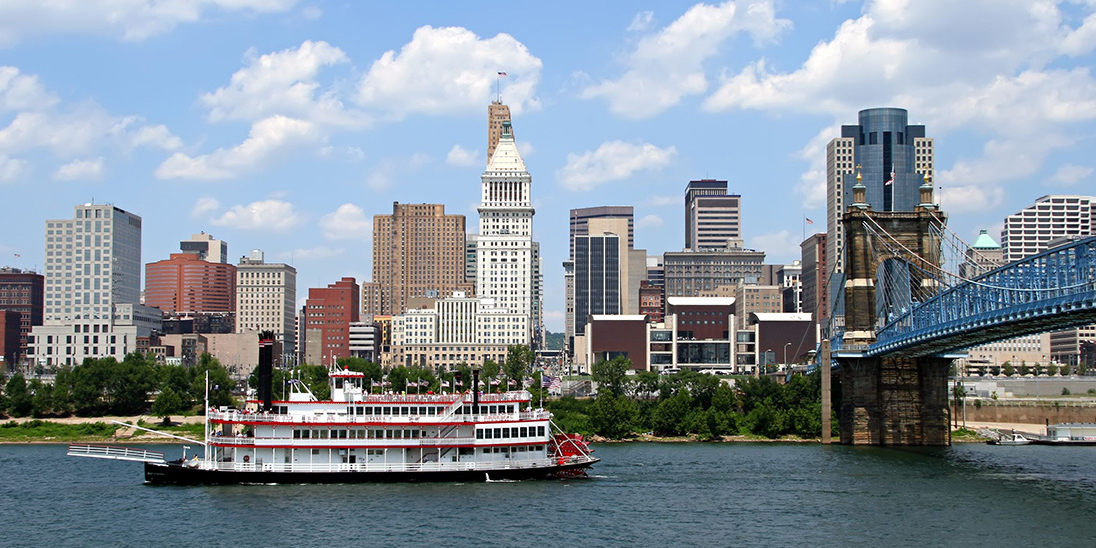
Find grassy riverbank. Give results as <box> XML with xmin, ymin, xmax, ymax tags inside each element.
<box><xmin>0</xmin><ymin>418</ymin><xmax>204</xmax><ymax>444</ymax></box>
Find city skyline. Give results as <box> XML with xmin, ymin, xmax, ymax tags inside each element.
<box><xmin>2</xmin><ymin>1</ymin><xmax>1096</xmax><ymax>333</ymax></box>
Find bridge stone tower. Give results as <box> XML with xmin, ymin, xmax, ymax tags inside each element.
<box><xmin>838</xmin><ymin>173</ymin><xmax>952</xmax><ymax>445</ymax></box>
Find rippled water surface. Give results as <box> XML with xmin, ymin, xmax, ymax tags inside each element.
<box><xmin>3</xmin><ymin>442</ymin><xmax>1096</xmax><ymax>547</ymax></box>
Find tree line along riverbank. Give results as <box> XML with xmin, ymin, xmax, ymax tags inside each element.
<box><xmin>0</xmin><ymin>351</ymin><xmax>855</xmax><ymax>443</ymax></box>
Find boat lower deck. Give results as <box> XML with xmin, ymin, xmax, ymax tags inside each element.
<box><xmin>144</xmin><ymin>457</ymin><xmax>599</xmax><ymax>484</ymax></box>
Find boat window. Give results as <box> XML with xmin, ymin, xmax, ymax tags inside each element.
<box><xmin>508</xmin><ymin>405</ymin><xmax>514</xmax><ymax>414</ymax></box>
<box><xmin>383</xmin><ymin>407</ymin><xmax>391</xmax><ymax>415</ymax></box>
<box><xmin>488</xmin><ymin>405</ymin><xmax>496</xmax><ymax>414</ymax></box>
<box><xmin>419</xmin><ymin>406</ymin><xmax>427</xmax><ymax>415</ymax></box>
<box><xmin>312</xmin><ymin>449</ymin><xmax>320</xmax><ymax>455</ymax></box>
<box><xmin>373</xmin><ymin>429</ymin><xmax>382</xmax><ymax>439</ymax></box>
<box><xmin>482</xmin><ymin>448</ymin><xmax>490</xmax><ymax>454</ymax></box>
<box><xmin>484</xmin><ymin>429</ymin><xmax>493</xmax><ymax>439</ymax></box>
<box><xmin>511</xmin><ymin>428</ymin><xmax>518</xmax><ymax>438</ymax></box>
<box><xmin>494</xmin><ymin>428</ymin><xmax>502</xmax><ymax>438</ymax></box>
<box><xmin>401</xmin><ymin>407</ymin><xmax>409</xmax><ymax>415</ymax></box>
<box><xmin>520</xmin><ymin>427</ymin><xmax>528</xmax><ymax>437</ymax></box>
<box><xmin>293</xmin><ymin>430</ymin><xmax>302</xmax><ymax>439</ymax></box>
<box><xmin>365</xmin><ymin>407</ymin><xmax>373</xmax><ymax>415</ymax></box>
<box><xmin>476</xmin><ymin>429</ymin><xmax>484</xmax><ymax>439</ymax></box>
<box><xmin>538</xmin><ymin>426</ymin><xmax>545</xmax><ymax>436</ymax></box>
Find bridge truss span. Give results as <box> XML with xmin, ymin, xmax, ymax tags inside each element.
<box><xmin>871</xmin><ymin>235</ymin><xmax>1096</xmax><ymax>357</ymax></box>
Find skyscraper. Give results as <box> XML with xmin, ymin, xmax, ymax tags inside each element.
<box><xmin>569</xmin><ymin>206</ymin><xmax>634</xmax><ymax>258</ymax></box>
<box><xmin>573</xmin><ymin>232</ymin><xmax>621</xmax><ymax>337</ymax></box>
<box><xmin>476</xmin><ymin>119</ymin><xmax>535</xmax><ymax>343</ymax></box>
<box><xmin>826</xmin><ymin>108</ymin><xmax>934</xmax><ymax>275</ymax></box>
<box><xmin>302</xmin><ymin>277</ymin><xmax>359</xmax><ymax>365</ymax></box>
<box><xmin>1001</xmin><ymin>195</ymin><xmax>1095</xmax><ymax>262</ymax></box>
<box><xmin>179</xmin><ymin>232</ymin><xmax>228</xmax><ymax>263</ymax></box>
<box><xmin>800</xmin><ymin>233</ymin><xmax>828</xmax><ymax>322</ymax></box>
<box><xmin>0</xmin><ymin>267</ymin><xmax>43</xmax><ymax>366</ymax></box>
<box><xmin>487</xmin><ymin>101</ymin><xmax>512</xmax><ymax>162</ymax></box>
<box><xmin>145</xmin><ymin>253</ymin><xmax>236</xmax><ymax>315</ymax></box>
<box><xmin>685</xmin><ymin>179</ymin><xmax>741</xmax><ymax>250</ymax></box>
<box><xmin>366</xmin><ymin>202</ymin><xmax>469</xmax><ymax>317</ymax></box>
<box><xmin>236</xmin><ymin>249</ymin><xmax>297</xmax><ymax>354</ymax></box>
<box><xmin>42</xmin><ymin>204</ymin><xmax>143</xmax><ymax>324</ymax></box>
<box><xmin>31</xmin><ymin>204</ymin><xmax>161</xmax><ymax>365</ymax></box>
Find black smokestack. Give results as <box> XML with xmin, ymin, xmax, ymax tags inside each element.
<box><xmin>472</xmin><ymin>368</ymin><xmax>480</xmax><ymax>415</ymax></box>
<box><xmin>257</xmin><ymin>330</ymin><xmax>275</xmax><ymax>412</ymax></box>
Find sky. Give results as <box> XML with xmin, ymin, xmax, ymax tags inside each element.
<box><xmin>2</xmin><ymin>0</ymin><xmax>1096</xmax><ymax>333</ymax></box>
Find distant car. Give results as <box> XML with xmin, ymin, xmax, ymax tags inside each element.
<box><xmin>660</xmin><ymin>368</ymin><xmax>681</xmax><ymax>376</ymax></box>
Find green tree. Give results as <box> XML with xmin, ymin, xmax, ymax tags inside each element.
<box><xmin>152</xmin><ymin>387</ymin><xmax>183</xmax><ymax>422</ymax></box>
<box><xmin>1002</xmin><ymin>362</ymin><xmax>1015</xmax><ymax>377</ymax></box>
<box><xmin>455</xmin><ymin>363</ymin><xmax>472</xmax><ymax>392</ymax></box>
<box><xmin>629</xmin><ymin>371</ymin><xmax>660</xmax><ymax>400</ymax></box>
<box><xmin>51</xmin><ymin>366</ymin><xmax>75</xmax><ymax>416</ymax></box>
<box><xmin>588</xmin><ymin>393</ymin><xmax>637</xmax><ymax>439</ymax></box>
<box><xmin>337</xmin><ymin>357</ymin><xmax>382</xmax><ymax>385</ymax></box>
<box><xmin>482</xmin><ymin>359</ymin><xmax>500</xmax><ymax>391</ymax></box>
<box><xmin>651</xmin><ymin>390</ymin><xmax>692</xmax><ymax>435</ymax></box>
<box><xmin>108</xmin><ymin>353</ymin><xmax>157</xmax><ymax>415</ymax></box>
<box><xmin>29</xmin><ymin>379</ymin><xmax>52</xmax><ymax>417</ymax></box>
<box><xmin>592</xmin><ymin>355</ymin><xmax>631</xmax><ymax>398</ymax></box>
<box><xmin>5</xmin><ymin>373</ymin><xmax>32</xmax><ymax>417</ymax></box>
<box><xmin>1046</xmin><ymin>363</ymin><xmax>1059</xmax><ymax>376</ymax></box>
<box><xmin>503</xmin><ymin>345</ymin><xmax>534</xmax><ymax>390</ymax></box>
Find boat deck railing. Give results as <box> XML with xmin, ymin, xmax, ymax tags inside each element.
<box><xmin>67</xmin><ymin>444</ymin><xmax>166</xmax><ymax>464</ymax></box>
<box><xmin>196</xmin><ymin>454</ymin><xmax>598</xmax><ymax>474</ymax></box>
<box><xmin>209</xmin><ymin>409</ymin><xmax>551</xmax><ymax>424</ymax></box>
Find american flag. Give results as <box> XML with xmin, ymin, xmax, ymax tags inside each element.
<box><xmin>884</xmin><ymin>169</ymin><xmax>895</xmax><ymax>186</ymax></box>
<box><xmin>497</xmin><ymin>71</ymin><xmax>507</xmax><ymax>77</ymax></box>
<box><xmin>441</xmin><ymin>380</ymin><xmax>450</xmax><ymax>388</ymax></box>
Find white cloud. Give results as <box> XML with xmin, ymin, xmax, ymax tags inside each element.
<box><xmin>1045</xmin><ymin>163</ymin><xmax>1094</xmax><ymax>186</ymax></box>
<box><xmin>0</xmin><ymin>66</ymin><xmax>57</xmax><ymax>111</ymax></box>
<box><xmin>701</xmin><ymin>1</ymin><xmax>1096</xmax><ymax>208</ymax></box>
<box><xmin>557</xmin><ymin>140</ymin><xmax>676</xmax><ymax>191</ymax></box>
<box><xmin>0</xmin><ymin>155</ymin><xmax>29</xmax><ymax>183</ymax></box>
<box><xmin>366</xmin><ymin>168</ymin><xmax>392</xmax><ymax>192</ymax></box>
<box><xmin>277</xmin><ymin>246</ymin><xmax>345</xmax><ymax>261</ymax></box>
<box><xmin>0</xmin><ymin>0</ymin><xmax>298</xmax><ymax>45</ymax></box>
<box><xmin>583</xmin><ymin>1</ymin><xmax>791</xmax><ymax>119</ymax></box>
<box><xmin>446</xmin><ymin>144</ymin><xmax>479</xmax><ymax>166</ymax></box>
<box><xmin>320</xmin><ymin>203</ymin><xmax>371</xmax><ymax>241</ymax></box>
<box><xmin>0</xmin><ymin>103</ymin><xmax>183</xmax><ymax>157</ymax></box>
<box><xmin>210</xmin><ymin>199</ymin><xmax>302</xmax><ymax>232</ymax></box>
<box><xmin>53</xmin><ymin>157</ymin><xmax>103</xmax><ymax>181</ymax></box>
<box><xmin>191</xmin><ymin>196</ymin><xmax>220</xmax><ymax>217</ymax></box>
<box><xmin>635</xmin><ymin>214</ymin><xmax>664</xmax><ymax>229</ymax></box>
<box><xmin>357</xmin><ymin>25</ymin><xmax>543</xmax><ymax>118</ymax></box>
<box><xmin>793</xmin><ymin>124</ymin><xmax>840</xmax><ymax>209</ymax></box>
<box><xmin>300</xmin><ymin>4</ymin><xmax>323</xmax><ymax>21</ymax></box>
<box><xmin>938</xmin><ymin>185</ymin><xmax>1006</xmax><ymax>214</ymax></box>
<box><xmin>201</xmin><ymin>40</ymin><xmax>368</xmax><ymax>129</ymax></box>
<box><xmin>318</xmin><ymin>145</ymin><xmax>364</xmax><ymax>162</ymax></box>
<box><xmin>749</xmin><ymin>229</ymin><xmax>800</xmax><ymax>261</ymax></box>
<box><xmin>627</xmin><ymin>11</ymin><xmax>655</xmax><ymax>32</ymax></box>
<box><xmin>155</xmin><ymin>115</ymin><xmax>318</xmax><ymax>180</ymax></box>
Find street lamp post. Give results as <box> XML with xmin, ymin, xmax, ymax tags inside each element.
<box><xmin>783</xmin><ymin>342</ymin><xmax>792</xmax><ymax>371</ymax></box>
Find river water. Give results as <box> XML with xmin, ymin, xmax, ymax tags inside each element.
<box><xmin>3</xmin><ymin>442</ymin><xmax>1096</xmax><ymax>547</ymax></box>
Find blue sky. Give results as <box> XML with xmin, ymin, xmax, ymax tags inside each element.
<box><xmin>2</xmin><ymin>0</ymin><xmax>1095</xmax><ymax>333</ymax></box>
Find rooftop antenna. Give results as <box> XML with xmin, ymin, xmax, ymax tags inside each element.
<box><xmin>496</xmin><ymin>71</ymin><xmax>507</xmax><ymax>103</ymax></box>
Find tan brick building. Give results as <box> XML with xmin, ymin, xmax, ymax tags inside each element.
<box><xmin>366</xmin><ymin>203</ymin><xmax>470</xmax><ymax>318</ymax></box>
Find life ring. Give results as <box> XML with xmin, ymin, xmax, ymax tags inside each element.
<box><xmin>243</xmin><ymin>455</ymin><xmax>250</xmax><ymax>463</ymax></box>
